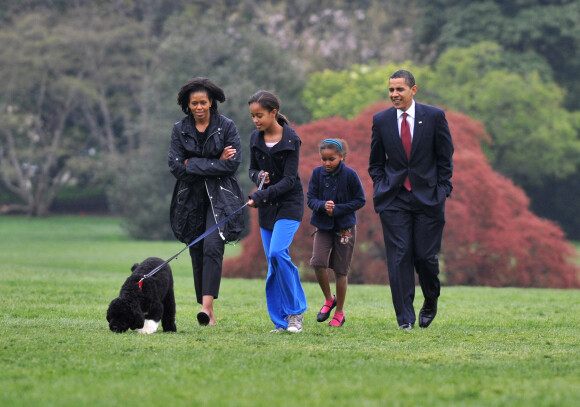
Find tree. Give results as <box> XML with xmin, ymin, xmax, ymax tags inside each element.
<box><xmin>224</xmin><ymin>102</ymin><xmax>580</xmax><ymax>288</ymax></box>
<box><xmin>302</xmin><ymin>62</ymin><xmax>423</xmax><ymax>121</ymax></box>
<box><xmin>419</xmin><ymin>42</ymin><xmax>580</xmax><ymax>187</ymax></box>
<box><xmin>190</xmin><ymin>0</ymin><xmax>419</xmax><ymax>72</ymax></box>
<box><xmin>442</xmin><ymin>109</ymin><xmax>579</xmax><ymax>287</ymax></box>
<box><xmin>417</xmin><ymin>43</ymin><xmax>580</xmax><ymax>238</ymax></box>
<box><xmin>108</xmin><ymin>8</ymin><xmax>311</xmax><ymax>239</ymax></box>
<box><xmin>0</xmin><ymin>13</ymin><xmax>88</xmax><ymax>216</ymax></box>
<box><xmin>303</xmin><ymin>45</ymin><xmax>580</xmax><ymax>187</ymax></box>
<box><xmin>0</xmin><ymin>7</ymin><xmax>154</xmax><ymax>216</ymax></box>
<box><xmin>300</xmin><ymin>49</ymin><xmax>580</xmax><ymax>237</ymax></box>
<box><xmin>526</xmin><ymin>173</ymin><xmax>580</xmax><ymax>241</ymax></box>
<box><xmin>413</xmin><ymin>0</ymin><xmax>580</xmax><ymax>110</ymax></box>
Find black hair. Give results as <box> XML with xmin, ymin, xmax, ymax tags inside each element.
<box><xmin>320</xmin><ymin>138</ymin><xmax>349</xmax><ymax>162</ymax></box>
<box><xmin>390</xmin><ymin>70</ymin><xmax>416</xmax><ymax>88</ymax></box>
<box><xmin>177</xmin><ymin>77</ymin><xmax>226</xmax><ymax>115</ymax></box>
<box><xmin>247</xmin><ymin>90</ymin><xmax>289</xmax><ymax>125</ymax></box>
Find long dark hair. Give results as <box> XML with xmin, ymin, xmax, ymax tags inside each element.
<box><xmin>247</xmin><ymin>90</ymin><xmax>289</xmax><ymax>125</ymax></box>
<box><xmin>177</xmin><ymin>77</ymin><xmax>226</xmax><ymax>115</ymax></box>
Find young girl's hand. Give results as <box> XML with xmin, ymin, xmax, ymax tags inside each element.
<box><xmin>325</xmin><ymin>200</ymin><xmax>335</xmax><ymax>216</ymax></box>
<box><xmin>247</xmin><ymin>198</ymin><xmax>257</xmax><ymax>208</ymax></box>
<box><xmin>260</xmin><ymin>171</ymin><xmax>270</xmax><ymax>184</ymax></box>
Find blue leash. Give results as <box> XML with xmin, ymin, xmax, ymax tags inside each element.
<box><xmin>137</xmin><ymin>176</ymin><xmax>264</xmax><ymax>290</ymax></box>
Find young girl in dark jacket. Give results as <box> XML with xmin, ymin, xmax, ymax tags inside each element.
<box><xmin>246</xmin><ymin>91</ymin><xmax>307</xmax><ymax>333</ymax></box>
<box><xmin>307</xmin><ymin>139</ymin><xmax>365</xmax><ymax>327</ymax></box>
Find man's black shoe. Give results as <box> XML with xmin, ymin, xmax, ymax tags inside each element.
<box><xmin>398</xmin><ymin>323</ymin><xmax>414</xmax><ymax>330</ymax></box>
<box><xmin>419</xmin><ymin>298</ymin><xmax>438</xmax><ymax>328</ymax></box>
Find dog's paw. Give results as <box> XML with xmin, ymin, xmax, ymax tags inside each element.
<box><xmin>137</xmin><ymin>319</ymin><xmax>160</xmax><ymax>334</ymax></box>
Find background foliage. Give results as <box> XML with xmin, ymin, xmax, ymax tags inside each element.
<box><xmin>413</xmin><ymin>0</ymin><xmax>580</xmax><ymax>110</ymax></box>
<box><xmin>302</xmin><ymin>43</ymin><xmax>580</xmax><ymax>238</ymax></box>
<box><xmin>1</xmin><ymin>0</ymin><xmax>580</xmax><ymax>285</ymax></box>
<box><xmin>224</xmin><ymin>103</ymin><xmax>580</xmax><ymax>288</ymax></box>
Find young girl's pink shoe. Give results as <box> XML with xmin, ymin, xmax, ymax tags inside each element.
<box><xmin>329</xmin><ymin>312</ymin><xmax>345</xmax><ymax>327</ymax></box>
<box><xmin>316</xmin><ymin>295</ymin><xmax>336</xmax><ymax>322</ymax></box>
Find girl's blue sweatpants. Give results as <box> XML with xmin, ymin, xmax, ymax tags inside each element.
<box><xmin>260</xmin><ymin>219</ymin><xmax>308</xmax><ymax>329</ymax></box>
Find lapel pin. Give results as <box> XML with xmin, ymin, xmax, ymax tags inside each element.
<box><xmin>418</xmin><ymin>121</ymin><xmax>423</xmax><ymax>124</ymax></box>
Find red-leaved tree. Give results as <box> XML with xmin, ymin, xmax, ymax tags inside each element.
<box><xmin>224</xmin><ymin>102</ymin><xmax>580</xmax><ymax>288</ymax></box>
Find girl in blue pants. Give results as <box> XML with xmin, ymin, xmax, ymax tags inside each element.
<box><xmin>261</xmin><ymin>220</ymin><xmax>307</xmax><ymax>330</ymax></box>
<box><xmin>246</xmin><ymin>90</ymin><xmax>307</xmax><ymax>333</ymax></box>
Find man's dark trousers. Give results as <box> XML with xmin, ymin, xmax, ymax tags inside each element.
<box><xmin>379</xmin><ymin>188</ymin><xmax>444</xmax><ymax>326</ymax></box>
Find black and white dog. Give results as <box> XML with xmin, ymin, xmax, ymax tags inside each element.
<box><xmin>106</xmin><ymin>257</ymin><xmax>177</xmax><ymax>334</ymax></box>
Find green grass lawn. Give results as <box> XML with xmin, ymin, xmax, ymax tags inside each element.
<box><xmin>1</xmin><ymin>216</ymin><xmax>579</xmax><ymax>407</ymax></box>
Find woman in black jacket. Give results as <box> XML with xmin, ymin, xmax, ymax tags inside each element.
<box><xmin>246</xmin><ymin>91</ymin><xmax>307</xmax><ymax>333</ymax></box>
<box><xmin>168</xmin><ymin>77</ymin><xmax>244</xmax><ymax>326</ymax></box>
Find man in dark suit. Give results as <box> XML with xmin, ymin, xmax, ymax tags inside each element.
<box><xmin>368</xmin><ymin>70</ymin><xmax>454</xmax><ymax>330</ymax></box>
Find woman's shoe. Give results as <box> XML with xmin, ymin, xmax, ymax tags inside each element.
<box><xmin>316</xmin><ymin>295</ymin><xmax>337</xmax><ymax>322</ymax></box>
<box><xmin>329</xmin><ymin>312</ymin><xmax>345</xmax><ymax>327</ymax></box>
<box><xmin>197</xmin><ymin>311</ymin><xmax>210</xmax><ymax>326</ymax></box>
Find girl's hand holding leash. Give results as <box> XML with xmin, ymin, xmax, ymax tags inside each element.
<box><xmin>246</xmin><ymin>172</ymin><xmax>267</xmax><ymax>208</ymax></box>
<box><xmin>258</xmin><ymin>171</ymin><xmax>270</xmax><ymax>184</ymax></box>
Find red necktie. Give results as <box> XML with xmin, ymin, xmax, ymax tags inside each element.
<box><xmin>401</xmin><ymin>112</ymin><xmax>412</xmax><ymax>190</ymax></box>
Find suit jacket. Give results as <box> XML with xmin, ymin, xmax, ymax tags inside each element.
<box><xmin>368</xmin><ymin>102</ymin><xmax>454</xmax><ymax>213</ymax></box>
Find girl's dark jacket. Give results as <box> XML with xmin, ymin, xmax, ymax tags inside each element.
<box><xmin>168</xmin><ymin>113</ymin><xmax>244</xmax><ymax>243</ymax></box>
<box><xmin>307</xmin><ymin>160</ymin><xmax>366</xmax><ymax>231</ymax></box>
<box><xmin>248</xmin><ymin>123</ymin><xmax>304</xmax><ymax>230</ymax></box>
